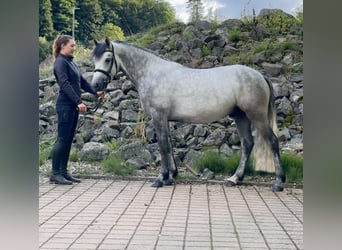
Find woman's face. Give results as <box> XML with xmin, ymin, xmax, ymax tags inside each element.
<box><xmin>60</xmin><ymin>39</ymin><xmax>76</xmax><ymax>56</ymax></box>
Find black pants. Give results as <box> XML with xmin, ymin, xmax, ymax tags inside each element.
<box><xmin>51</xmin><ymin>105</ymin><xmax>79</xmax><ymax>175</ymax></box>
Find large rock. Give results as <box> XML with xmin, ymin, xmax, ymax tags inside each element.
<box><xmin>80</xmin><ymin>142</ymin><xmax>109</xmax><ymax>161</ymax></box>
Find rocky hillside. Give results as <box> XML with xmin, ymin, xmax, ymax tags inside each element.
<box><xmin>39</xmin><ymin>9</ymin><xmax>303</xmax><ymax>173</ymax></box>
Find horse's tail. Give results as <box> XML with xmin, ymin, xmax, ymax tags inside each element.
<box><xmin>253</xmin><ymin>76</ymin><xmax>278</xmax><ymax>173</ymax></box>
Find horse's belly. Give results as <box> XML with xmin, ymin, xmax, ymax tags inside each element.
<box><xmin>170</xmin><ymin>97</ymin><xmax>234</xmax><ymax>123</ymax></box>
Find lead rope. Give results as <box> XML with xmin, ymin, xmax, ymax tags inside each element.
<box><xmin>76</xmin><ymin>93</ymin><xmax>106</xmax><ymax>131</ymax></box>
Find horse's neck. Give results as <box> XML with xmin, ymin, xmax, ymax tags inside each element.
<box><xmin>115</xmin><ymin>43</ymin><xmax>163</xmax><ymax>84</ymax></box>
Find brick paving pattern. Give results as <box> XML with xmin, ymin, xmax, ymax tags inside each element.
<box><xmin>39</xmin><ymin>179</ymin><xmax>303</xmax><ymax>250</ymax></box>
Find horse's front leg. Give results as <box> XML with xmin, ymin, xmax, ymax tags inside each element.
<box><xmin>151</xmin><ymin>116</ymin><xmax>177</xmax><ymax>187</ymax></box>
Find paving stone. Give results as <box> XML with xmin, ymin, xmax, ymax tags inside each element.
<box><xmin>39</xmin><ymin>179</ymin><xmax>303</xmax><ymax>249</ymax></box>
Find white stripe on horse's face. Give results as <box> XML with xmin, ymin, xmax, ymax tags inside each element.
<box><xmin>91</xmin><ymin>51</ymin><xmax>114</xmax><ymax>91</ymax></box>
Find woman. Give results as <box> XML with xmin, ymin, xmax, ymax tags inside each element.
<box><xmin>50</xmin><ymin>34</ymin><xmax>104</xmax><ymax>184</ymax></box>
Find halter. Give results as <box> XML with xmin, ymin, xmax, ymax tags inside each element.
<box><xmin>93</xmin><ymin>44</ymin><xmax>118</xmax><ymax>84</ymax></box>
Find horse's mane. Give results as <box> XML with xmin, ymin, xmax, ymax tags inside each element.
<box><xmin>117</xmin><ymin>41</ymin><xmax>172</xmax><ymax>61</ymax></box>
<box><xmin>92</xmin><ymin>40</ymin><xmax>170</xmax><ymax>62</ymax></box>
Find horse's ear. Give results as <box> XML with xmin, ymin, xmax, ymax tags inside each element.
<box><xmin>94</xmin><ymin>39</ymin><xmax>98</xmax><ymax>45</ymax></box>
<box><xmin>105</xmin><ymin>37</ymin><xmax>111</xmax><ymax>47</ymax></box>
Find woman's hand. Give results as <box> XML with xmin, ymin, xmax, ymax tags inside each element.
<box><xmin>97</xmin><ymin>91</ymin><xmax>105</xmax><ymax>99</ymax></box>
<box><xmin>77</xmin><ymin>103</ymin><xmax>87</xmax><ymax>113</ymax></box>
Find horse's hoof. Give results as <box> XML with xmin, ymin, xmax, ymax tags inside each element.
<box><xmin>151</xmin><ymin>180</ymin><xmax>163</xmax><ymax>188</ymax></box>
<box><xmin>225</xmin><ymin>180</ymin><xmax>236</xmax><ymax>187</ymax></box>
<box><xmin>272</xmin><ymin>185</ymin><xmax>284</xmax><ymax>192</ymax></box>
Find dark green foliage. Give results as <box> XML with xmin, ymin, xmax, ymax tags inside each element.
<box><xmin>50</xmin><ymin>0</ymin><xmax>76</xmax><ymax>34</ymax></box>
<box><xmin>194</xmin><ymin>152</ymin><xmax>228</xmax><ymax>174</ymax></box>
<box><xmin>39</xmin><ymin>0</ymin><xmax>54</xmax><ymax>40</ymax></box>
<box><xmin>117</xmin><ymin>0</ymin><xmax>176</xmax><ymax>35</ymax></box>
<box><xmin>193</xmin><ymin>151</ymin><xmax>303</xmax><ymax>183</ymax></box>
<box><xmin>187</xmin><ymin>0</ymin><xmax>205</xmax><ymax>23</ymax></box>
<box><xmin>40</xmin><ymin>0</ymin><xmax>176</xmax><ymax>48</ymax></box>
<box><xmin>229</xmin><ymin>27</ymin><xmax>241</xmax><ymax>43</ymax></box>
<box><xmin>76</xmin><ymin>0</ymin><xmax>103</xmax><ymax>45</ymax></box>
<box><xmin>193</xmin><ymin>151</ymin><xmax>254</xmax><ymax>175</ymax></box>
<box><xmin>39</xmin><ymin>37</ymin><xmax>52</xmax><ymax>63</ymax></box>
<box><xmin>39</xmin><ymin>138</ymin><xmax>55</xmax><ymax>166</ymax></box>
<box><xmin>280</xmin><ymin>152</ymin><xmax>303</xmax><ymax>183</ymax></box>
<box><xmin>102</xmin><ymin>155</ymin><xmax>136</xmax><ymax>176</ymax></box>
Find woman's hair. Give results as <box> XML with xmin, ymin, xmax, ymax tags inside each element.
<box><xmin>52</xmin><ymin>34</ymin><xmax>74</xmax><ymax>59</ymax></box>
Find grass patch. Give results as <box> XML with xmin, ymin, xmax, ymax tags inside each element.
<box><xmin>280</xmin><ymin>152</ymin><xmax>303</xmax><ymax>183</ymax></box>
<box><xmin>102</xmin><ymin>155</ymin><xmax>136</xmax><ymax>176</ymax></box>
<box><xmin>69</xmin><ymin>151</ymin><xmax>79</xmax><ymax>162</ymax></box>
<box><xmin>192</xmin><ymin>151</ymin><xmax>302</xmax><ymax>183</ymax></box>
<box><xmin>105</xmin><ymin>139</ymin><xmax>120</xmax><ymax>152</ymax></box>
<box><xmin>229</xmin><ymin>27</ymin><xmax>241</xmax><ymax>43</ymax></box>
<box><xmin>201</xmin><ymin>44</ymin><xmax>211</xmax><ymax>57</ymax></box>
<box><xmin>39</xmin><ymin>138</ymin><xmax>55</xmax><ymax>166</ymax></box>
<box><xmin>193</xmin><ymin>151</ymin><xmax>254</xmax><ymax>176</ymax></box>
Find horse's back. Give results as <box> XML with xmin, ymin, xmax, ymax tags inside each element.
<box><xmin>161</xmin><ymin>65</ymin><xmax>266</xmax><ymax>123</ymax></box>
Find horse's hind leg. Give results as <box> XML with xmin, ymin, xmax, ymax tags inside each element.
<box><xmin>253</xmin><ymin>120</ymin><xmax>285</xmax><ymax>192</ymax></box>
<box><xmin>150</xmin><ymin>115</ymin><xmax>177</xmax><ymax>187</ymax></box>
<box><xmin>226</xmin><ymin>110</ymin><xmax>254</xmax><ymax>186</ymax></box>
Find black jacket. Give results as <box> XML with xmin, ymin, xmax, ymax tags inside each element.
<box><xmin>53</xmin><ymin>54</ymin><xmax>96</xmax><ymax>106</ymax></box>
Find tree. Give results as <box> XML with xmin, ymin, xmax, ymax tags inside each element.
<box><xmin>39</xmin><ymin>0</ymin><xmax>54</xmax><ymax>40</ymax></box>
<box><xmin>98</xmin><ymin>0</ymin><xmax>121</xmax><ymax>26</ymax></box>
<box><xmin>96</xmin><ymin>23</ymin><xmax>125</xmax><ymax>41</ymax></box>
<box><xmin>117</xmin><ymin>0</ymin><xmax>176</xmax><ymax>35</ymax></box>
<box><xmin>187</xmin><ymin>0</ymin><xmax>204</xmax><ymax>23</ymax></box>
<box><xmin>50</xmin><ymin>0</ymin><xmax>77</xmax><ymax>34</ymax></box>
<box><xmin>76</xmin><ymin>0</ymin><xmax>103</xmax><ymax>45</ymax></box>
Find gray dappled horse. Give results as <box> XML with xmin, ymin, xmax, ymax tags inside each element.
<box><xmin>90</xmin><ymin>38</ymin><xmax>285</xmax><ymax>192</ymax></box>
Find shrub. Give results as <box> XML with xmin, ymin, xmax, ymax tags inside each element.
<box><xmin>102</xmin><ymin>155</ymin><xmax>136</xmax><ymax>176</ymax></box>
<box><xmin>258</xmin><ymin>12</ymin><xmax>298</xmax><ymax>35</ymax></box>
<box><xmin>96</xmin><ymin>23</ymin><xmax>125</xmax><ymax>41</ymax></box>
<box><xmin>229</xmin><ymin>27</ymin><xmax>241</xmax><ymax>43</ymax></box>
<box><xmin>193</xmin><ymin>151</ymin><xmax>254</xmax><ymax>175</ymax></box>
<box><xmin>201</xmin><ymin>44</ymin><xmax>211</xmax><ymax>56</ymax></box>
<box><xmin>39</xmin><ymin>36</ymin><xmax>52</xmax><ymax>63</ymax></box>
<box><xmin>194</xmin><ymin>151</ymin><xmax>228</xmax><ymax>174</ymax></box>
<box><xmin>105</xmin><ymin>140</ymin><xmax>120</xmax><ymax>152</ymax></box>
<box><xmin>280</xmin><ymin>152</ymin><xmax>303</xmax><ymax>183</ymax></box>
<box><xmin>254</xmin><ymin>40</ymin><xmax>269</xmax><ymax>53</ymax></box>
<box><xmin>192</xmin><ymin>150</ymin><xmax>303</xmax><ymax>183</ymax></box>
<box><xmin>69</xmin><ymin>151</ymin><xmax>79</xmax><ymax>162</ymax></box>
<box><xmin>39</xmin><ymin>138</ymin><xmax>55</xmax><ymax>166</ymax></box>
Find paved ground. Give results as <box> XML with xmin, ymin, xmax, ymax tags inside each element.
<box><xmin>39</xmin><ymin>179</ymin><xmax>303</xmax><ymax>250</ymax></box>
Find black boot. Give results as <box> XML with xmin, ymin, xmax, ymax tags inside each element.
<box><xmin>50</xmin><ymin>137</ymin><xmax>72</xmax><ymax>185</ymax></box>
<box><xmin>62</xmin><ymin>172</ymin><xmax>81</xmax><ymax>183</ymax></box>
<box><xmin>60</xmin><ymin>144</ymin><xmax>81</xmax><ymax>183</ymax></box>
<box><xmin>49</xmin><ymin>174</ymin><xmax>73</xmax><ymax>185</ymax></box>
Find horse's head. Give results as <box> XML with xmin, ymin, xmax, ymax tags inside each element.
<box><xmin>91</xmin><ymin>38</ymin><xmax>119</xmax><ymax>91</ymax></box>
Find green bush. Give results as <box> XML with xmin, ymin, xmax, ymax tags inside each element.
<box><xmin>229</xmin><ymin>27</ymin><xmax>241</xmax><ymax>43</ymax></box>
<box><xmin>258</xmin><ymin>12</ymin><xmax>298</xmax><ymax>35</ymax></box>
<box><xmin>254</xmin><ymin>40</ymin><xmax>269</xmax><ymax>53</ymax></box>
<box><xmin>193</xmin><ymin>151</ymin><xmax>254</xmax><ymax>175</ymax></box>
<box><xmin>39</xmin><ymin>36</ymin><xmax>52</xmax><ymax>63</ymax></box>
<box><xmin>39</xmin><ymin>138</ymin><xmax>55</xmax><ymax>166</ymax></box>
<box><xmin>69</xmin><ymin>151</ymin><xmax>79</xmax><ymax>162</ymax></box>
<box><xmin>192</xmin><ymin>150</ymin><xmax>303</xmax><ymax>183</ymax></box>
<box><xmin>201</xmin><ymin>44</ymin><xmax>211</xmax><ymax>56</ymax></box>
<box><xmin>96</xmin><ymin>23</ymin><xmax>125</xmax><ymax>41</ymax></box>
<box><xmin>105</xmin><ymin>140</ymin><xmax>120</xmax><ymax>152</ymax></box>
<box><xmin>194</xmin><ymin>151</ymin><xmax>228</xmax><ymax>174</ymax></box>
<box><xmin>102</xmin><ymin>155</ymin><xmax>136</xmax><ymax>176</ymax></box>
<box><xmin>280</xmin><ymin>152</ymin><xmax>303</xmax><ymax>183</ymax></box>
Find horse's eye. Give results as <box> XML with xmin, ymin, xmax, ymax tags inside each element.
<box><xmin>105</xmin><ymin>58</ymin><xmax>111</xmax><ymax>63</ymax></box>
